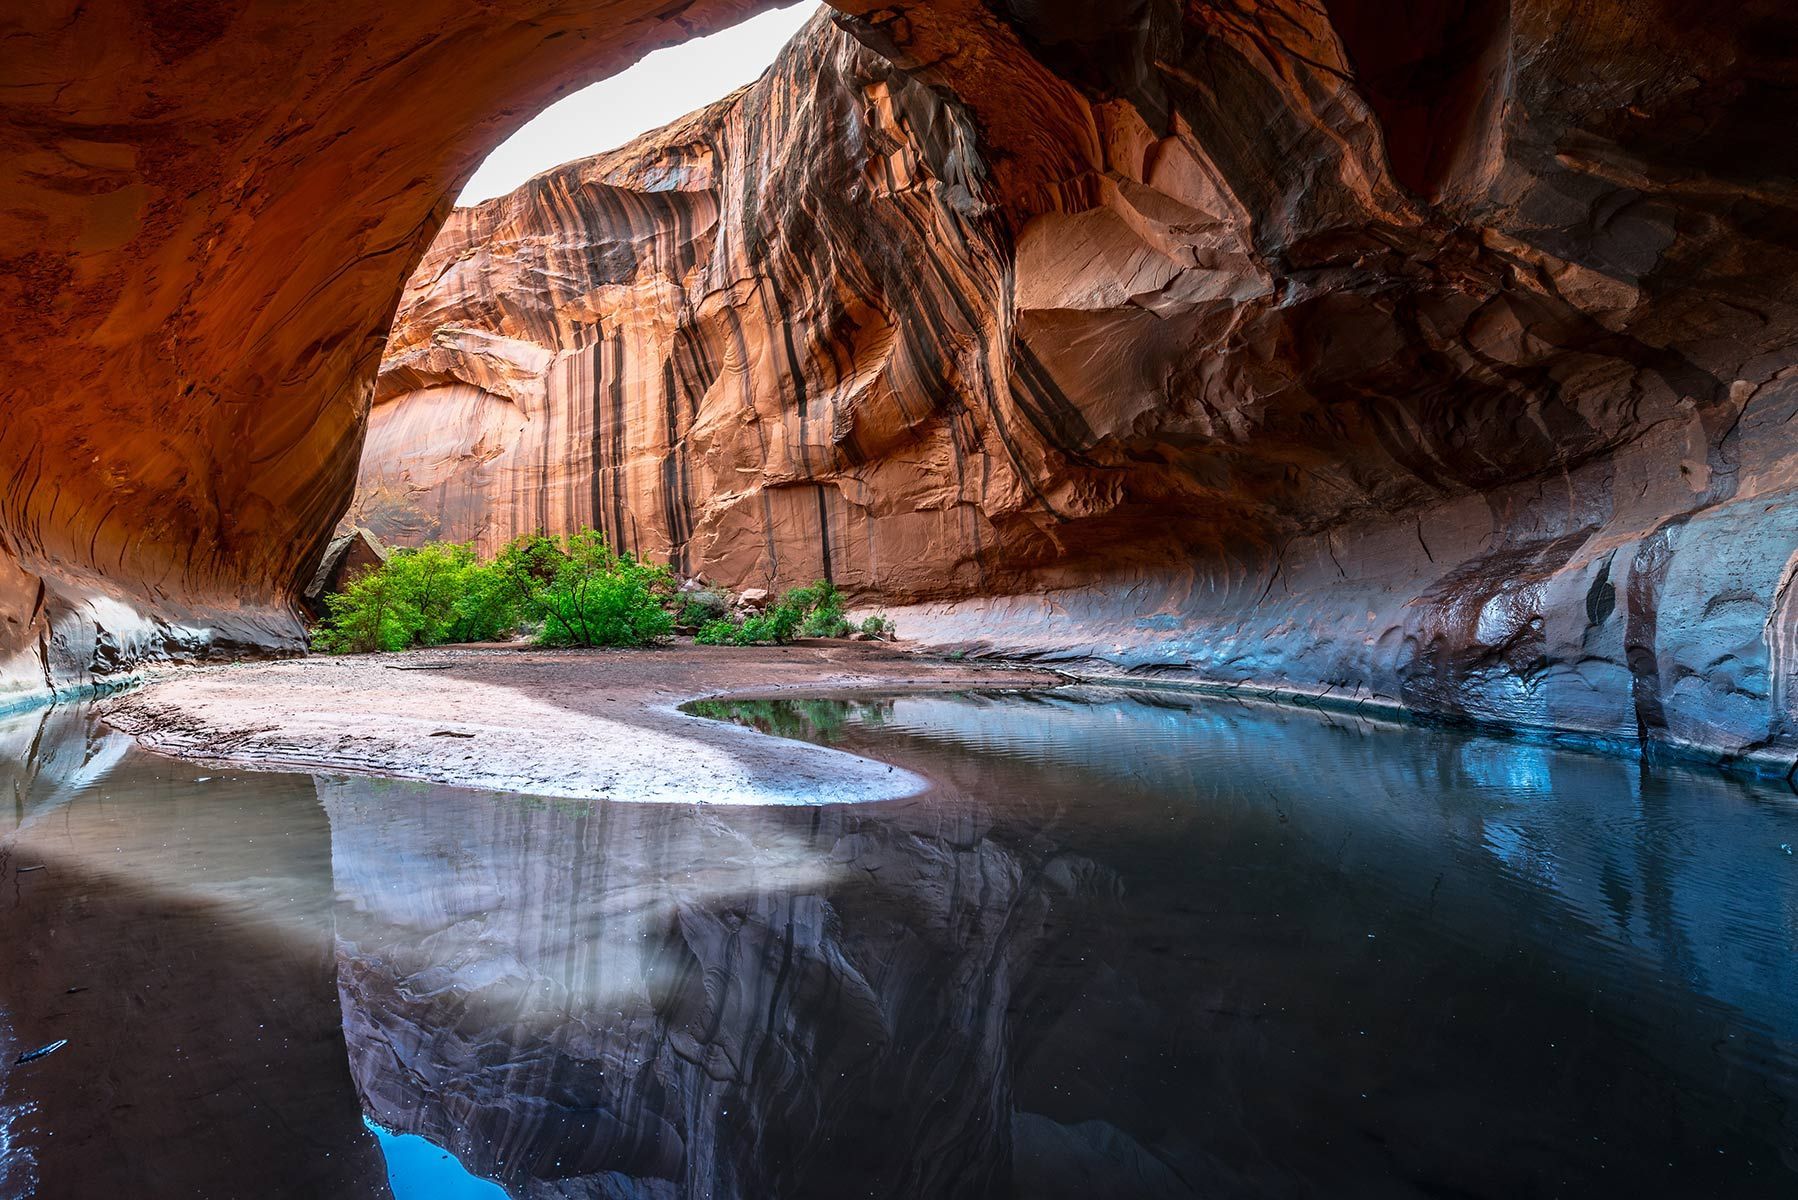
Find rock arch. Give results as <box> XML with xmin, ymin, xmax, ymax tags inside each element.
<box><xmin>0</xmin><ymin>0</ymin><xmax>811</xmax><ymax>706</ymax></box>
<box><xmin>4</xmin><ymin>1</ymin><xmax>1797</xmax><ymax>769</ymax></box>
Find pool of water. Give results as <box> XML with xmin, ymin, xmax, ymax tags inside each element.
<box><xmin>1</xmin><ymin>687</ymin><xmax>1795</xmax><ymax>1197</ymax></box>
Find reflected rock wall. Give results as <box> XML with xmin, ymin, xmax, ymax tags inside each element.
<box><xmin>321</xmin><ymin>693</ymin><xmax>1798</xmax><ymax>1196</ymax></box>
<box><xmin>0</xmin><ymin>708</ymin><xmax>389</xmax><ymax>1197</ymax></box>
<box><xmin>322</xmin><ymin>776</ymin><xmax>1112</xmax><ymax>1199</ymax></box>
<box><xmin>362</xmin><ymin>3</ymin><xmax>1798</xmax><ymax>765</ymax></box>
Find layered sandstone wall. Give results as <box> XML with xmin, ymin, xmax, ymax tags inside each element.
<box><xmin>356</xmin><ymin>15</ymin><xmax>1021</xmax><ymax>598</ymax></box>
<box><xmin>6</xmin><ymin>0</ymin><xmax>1798</xmax><ymax>765</ymax></box>
<box><xmin>0</xmin><ymin>0</ymin><xmax>782</xmax><ymax>710</ymax></box>
<box><xmin>363</xmin><ymin>4</ymin><xmax>1798</xmax><ymax>766</ymax></box>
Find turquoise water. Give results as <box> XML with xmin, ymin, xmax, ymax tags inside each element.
<box><xmin>2</xmin><ymin>687</ymin><xmax>1795</xmax><ymax>1197</ymax></box>
<box><xmin>364</xmin><ymin>1117</ymin><xmax>508</xmax><ymax>1199</ymax></box>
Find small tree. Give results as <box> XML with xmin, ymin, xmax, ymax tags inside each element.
<box><xmin>532</xmin><ymin>530</ymin><xmax>675</xmax><ymax>649</ymax></box>
<box><xmin>313</xmin><ymin>561</ymin><xmax>408</xmax><ymax>653</ymax></box>
<box><xmin>315</xmin><ymin>541</ymin><xmax>508</xmax><ymax>653</ymax></box>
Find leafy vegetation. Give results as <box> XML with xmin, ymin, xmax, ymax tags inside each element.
<box><xmin>675</xmin><ymin>596</ymin><xmax>722</xmax><ymax>629</ymax></box>
<box><xmin>313</xmin><ymin>530</ymin><xmax>672</xmax><ymax>653</ymax></box>
<box><xmin>313</xmin><ymin>533</ymin><xmax>892</xmax><ymax>655</ymax></box>
<box><xmin>789</xmin><ymin>580</ymin><xmax>849</xmax><ymax>638</ymax></box>
<box><xmin>507</xmin><ymin>530</ymin><xmax>675</xmax><ymax>649</ymax></box>
<box><xmin>312</xmin><ymin>542</ymin><xmax>515</xmax><ymax>654</ymax></box>
<box><xmin>691</xmin><ymin>579</ymin><xmax>860</xmax><ymax>647</ymax></box>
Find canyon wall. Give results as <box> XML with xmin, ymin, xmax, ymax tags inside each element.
<box><xmin>0</xmin><ymin>0</ymin><xmax>782</xmax><ymax>711</ymax></box>
<box><xmin>6</xmin><ymin>0</ymin><xmax>1798</xmax><ymax>766</ymax></box>
<box><xmin>363</xmin><ymin>3</ymin><xmax>1798</xmax><ymax>767</ymax></box>
<box><xmin>356</xmin><ymin>13</ymin><xmax>1017</xmax><ymax>598</ymax></box>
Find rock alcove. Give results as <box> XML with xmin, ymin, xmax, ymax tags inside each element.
<box><xmin>3</xmin><ymin>0</ymin><xmax>1797</xmax><ymax>765</ymax></box>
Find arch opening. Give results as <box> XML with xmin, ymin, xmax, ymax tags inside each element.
<box><xmin>3</xmin><ymin>1</ymin><xmax>1797</xmax><ymax>771</ymax></box>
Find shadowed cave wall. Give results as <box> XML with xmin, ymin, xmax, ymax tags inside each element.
<box><xmin>5</xmin><ymin>1</ymin><xmax>1798</xmax><ymax>766</ymax></box>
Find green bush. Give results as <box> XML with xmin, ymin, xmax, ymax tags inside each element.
<box><xmin>687</xmin><ymin>580</ymin><xmax>854</xmax><ymax>647</ymax></box>
<box><xmin>314</xmin><ymin>541</ymin><xmax>874</xmax><ymax>656</ymax></box>
<box><xmin>695</xmin><ymin>618</ymin><xmax>741</xmax><ymax>646</ymax></box>
<box><xmin>313</xmin><ymin>541</ymin><xmax>487</xmax><ymax>654</ymax></box>
<box><xmin>313</xmin><ymin>563</ymin><xmax>408</xmax><ymax>654</ymax></box>
<box><xmin>786</xmin><ymin>579</ymin><xmax>849</xmax><ymax>638</ymax></box>
<box><xmin>313</xmin><ymin>528</ymin><xmax>673</xmax><ymax>654</ymax></box>
<box><xmin>694</xmin><ymin>604</ymin><xmax>801</xmax><ymax>646</ymax></box>
<box><xmin>744</xmin><ymin>602</ymin><xmax>804</xmax><ymax>644</ymax></box>
<box><xmin>859</xmin><ymin>614</ymin><xmax>895</xmax><ymax>639</ymax></box>
<box><xmin>527</xmin><ymin>529</ymin><xmax>674</xmax><ymax>649</ymax></box>
<box><xmin>675</xmin><ymin>593</ymin><xmax>727</xmax><ymax>629</ymax></box>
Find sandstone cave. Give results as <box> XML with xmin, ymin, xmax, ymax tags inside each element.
<box><xmin>2</xmin><ymin>1</ymin><xmax>1797</xmax><ymax>1196</ymax></box>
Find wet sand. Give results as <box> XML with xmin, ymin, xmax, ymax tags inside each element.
<box><xmin>100</xmin><ymin>642</ymin><xmax>1063</xmax><ymax>803</ymax></box>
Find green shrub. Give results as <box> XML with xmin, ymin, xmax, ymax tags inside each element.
<box><xmin>859</xmin><ymin>614</ymin><xmax>895</xmax><ymax>639</ymax></box>
<box><xmin>743</xmin><ymin>601</ymin><xmax>804</xmax><ymax>644</ymax></box>
<box><xmin>695</xmin><ymin>618</ymin><xmax>741</xmax><ymax>646</ymax></box>
<box><xmin>687</xmin><ymin>580</ymin><xmax>852</xmax><ymax>647</ymax></box>
<box><xmin>314</xmin><ymin>541</ymin><xmax>483</xmax><ymax>654</ymax></box>
<box><xmin>315</xmin><ymin>545</ymin><xmax>877</xmax><ymax>657</ymax></box>
<box><xmin>787</xmin><ymin>580</ymin><xmax>850</xmax><ymax>638</ymax></box>
<box><xmin>676</xmin><ymin>596</ymin><xmax>725</xmax><ymax>629</ymax></box>
<box><xmin>313</xmin><ymin>563</ymin><xmax>409</xmax><ymax>654</ymax></box>
<box><xmin>313</xmin><ymin>528</ymin><xmax>674</xmax><ymax>654</ymax></box>
<box><xmin>522</xmin><ymin>530</ymin><xmax>673</xmax><ymax>649</ymax></box>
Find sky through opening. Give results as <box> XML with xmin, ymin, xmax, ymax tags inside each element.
<box><xmin>457</xmin><ymin>3</ymin><xmax>821</xmax><ymax>206</ymax></box>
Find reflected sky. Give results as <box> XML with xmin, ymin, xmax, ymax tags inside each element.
<box><xmin>367</xmin><ymin>1117</ymin><xmax>507</xmax><ymax>1199</ymax></box>
<box><xmin>2</xmin><ymin>688</ymin><xmax>1796</xmax><ymax>1197</ymax></box>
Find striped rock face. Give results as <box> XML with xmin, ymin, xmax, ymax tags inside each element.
<box><xmin>358</xmin><ymin>16</ymin><xmax>1023</xmax><ymax>598</ymax></box>
<box><xmin>7</xmin><ymin>0</ymin><xmax>1798</xmax><ymax>765</ymax></box>
<box><xmin>363</xmin><ymin>3</ymin><xmax>1798</xmax><ymax>764</ymax></box>
<box><xmin>0</xmin><ymin>0</ymin><xmax>780</xmax><ymax>709</ymax></box>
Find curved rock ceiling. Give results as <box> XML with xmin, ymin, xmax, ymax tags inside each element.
<box><xmin>0</xmin><ymin>0</ymin><xmax>780</xmax><ymax>708</ymax></box>
<box><xmin>6</xmin><ymin>1</ymin><xmax>1798</xmax><ymax>766</ymax></box>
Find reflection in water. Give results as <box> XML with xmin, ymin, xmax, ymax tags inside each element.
<box><xmin>0</xmin><ymin>704</ymin><xmax>390</xmax><ymax>1197</ymax></box>
<box><xmin>1</xmin><ymin>688</ymin><xmax>1796</xmax><ymax>1196</ymax></box>
<box><xmin>325</xmin><ymin>774</ymin><xmax>1079</xmax><ymax>1198</ymax></box>
<box><xmin>367</xmin><ymin>1116</ymin><xmax>508</xmax><ymax>1199</ymax></box>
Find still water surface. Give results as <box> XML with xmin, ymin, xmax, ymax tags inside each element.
<box><xmin>1</xmin><ymin>687</ymin><xmax>1795</xmax><ymax>1197</ymax></box>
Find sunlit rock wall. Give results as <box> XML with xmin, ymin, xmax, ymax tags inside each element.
<box><xmin>6</xmin><ymin>0</ymin><xmax>1798</xmax><ymax>764</ymax></box>
<box><xmin>0</xmin><ymin>0</ymin><xmax>783</xmax><ymax>709</ymax></box>
<box><xmin>364</xmin><ymin>3</ymin><xmax>1798</xmax><ymax>766</ymax></box>
<box><xmin>356</xmin><ymin>14</ymin><xmax>1021</xmax><ymax>598</ymax></box>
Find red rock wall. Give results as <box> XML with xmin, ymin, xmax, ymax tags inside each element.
<box><xmin>363</xmin><ymin>2</ymin><xmax>1798</xmax><ymax>766</ymax></box>
<box><xmin>7</xmin><ymin>1</ymin><xmax>1798</xmax><ymax>768</ymax></box>
<box><xmin>357</xmin><ymin>16</ymin><xmax>1022</xmax><ymax>599</ymax></box>
<box><xmin>0</xmin><ymin>0</ymin><xmax>779</xmax><ymax>709</ymax></box>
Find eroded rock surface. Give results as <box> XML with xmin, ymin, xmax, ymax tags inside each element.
<box><xmin>361</xmin><ymin>2</ymin><xmax>1798</xmax><ymax>765</ymax></box>
<box><xmin>356</xmin><ymin>13</ymin><xmax>1019</xmax><ymax>603</ymax></box>
<box><xmin>5</xmin><ymin>1</ymin><xmax>1798</xmax><ymax>764</ymax></box>
<box><xmin>0</xmin><ymin>0</ymin><xmax>781</xmax><ymax>709</ymax></box>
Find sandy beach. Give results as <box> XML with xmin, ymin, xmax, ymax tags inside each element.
<box><xmin>99</xmin><ymin>642</ymin><xmax>1064</xmax><ymax>803</ymax></box>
